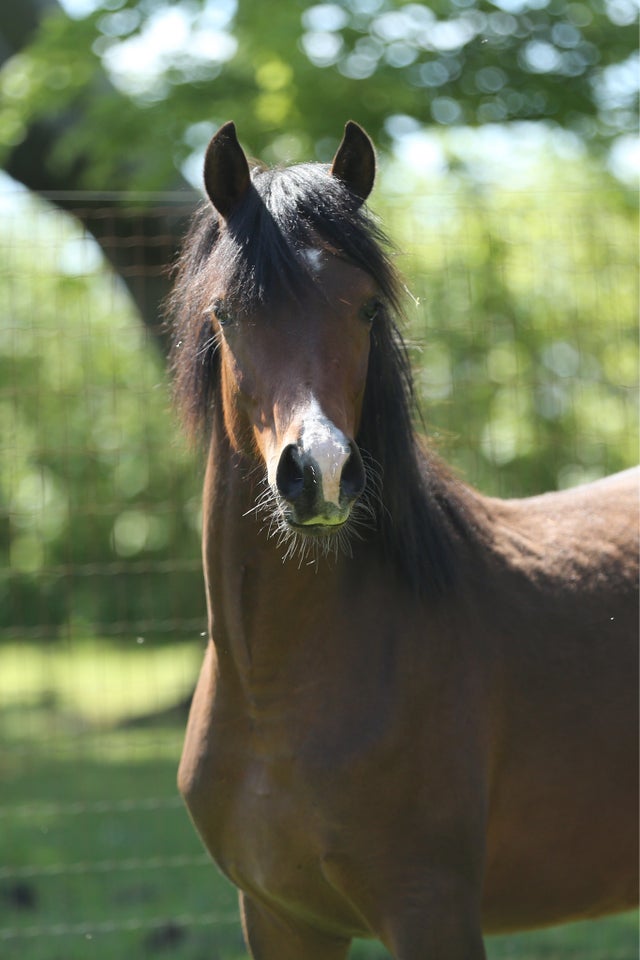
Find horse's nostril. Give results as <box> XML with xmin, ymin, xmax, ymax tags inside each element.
<box><xmin>276</xmin><ymin>444</ymin><xmax>305</xmax><ymax>502</ymax></box>
<box><xmin>340</xmin><ymin>445</ymin><xmax>366</xmax><ymax>502</ymax></box>
<box><xmin>276</xmin><ymin>438</ymin><xmax>362</xmax><ymax>513</ymax></box>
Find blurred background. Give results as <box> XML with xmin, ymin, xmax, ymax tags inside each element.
<box><xmin>0</xmin><ymin>0</ymin><xmax>637</xmax><ymax>957</ymax></box>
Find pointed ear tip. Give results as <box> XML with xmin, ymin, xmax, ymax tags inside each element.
<box><xmin>212</xmin><ymin>120</ymin><xmax>238</xmax><ymax>143</ymax></box>
<box><xmin>204</xmin><ymin>123</ymin><xmax>244</xmax><ymax>180</ymax></box>
<box><xmin>203</xmin><ymin>122</ymin><xmax>239</xmax><ymax>159</ymax></box>
<box><xmin>345</xmin><ymin>120</ymin><xmax>372</xmax><ymax>143</ymax></box>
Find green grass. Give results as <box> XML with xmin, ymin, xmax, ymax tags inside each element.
<box><xmin>0</xmin><ymin>642</ymin><xmax>637</xmax><ymax>959</ymax></box>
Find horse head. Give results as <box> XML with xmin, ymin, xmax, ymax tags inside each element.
<box><xmin>201</xmin><ymin>122</ymin><xmax>381</xmax><ymax>550</ymax></box>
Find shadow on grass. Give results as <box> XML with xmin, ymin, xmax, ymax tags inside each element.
<box><xmin>0</xmin><ymin>705</ymin><xmax>246</xmax><ymax>960</ymax></box>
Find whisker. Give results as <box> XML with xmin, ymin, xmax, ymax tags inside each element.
<box><xmin>195</xmin><ymin>331</ymin><xmax>221</xmax><ymax>361</ymax></box>
<box><xmin>242</xmin><ymin>446</ymin><xmax>386</xmax><ymax>566</ymax></box>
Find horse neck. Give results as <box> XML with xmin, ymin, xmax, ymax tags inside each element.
<box><xmin>201</xmin><ymin>423</ymin><xmax>371</xmax><ymax>702</ymax></box>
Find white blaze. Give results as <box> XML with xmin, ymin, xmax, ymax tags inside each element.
<box><xmin>299</xmin><ymin>409</ymin><xmax>351</xmax><ymax>507</ymax></box>
<box><xmin>301</xmin><ymin>247</ymin><xmax>324</xmax><ymax>274</ymax></box>
<box><xmin>266</xmin><ymin>399</ymin><xmax>352</xmax><ymax>525</ymax></box>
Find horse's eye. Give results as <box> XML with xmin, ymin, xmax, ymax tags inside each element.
<box><xmin>360</xmin><ymin>299</ymin><xmax>381</xmax><ymax>325</ymax></box>
<box><xmin>210</xmin><ymin>299</ymin><xmax>234</xmax><ymax>328</ymax></box>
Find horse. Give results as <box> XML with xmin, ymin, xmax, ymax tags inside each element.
<box><xmin>169</xmin><ymin>121</ymin><xmax>639</xmax><ymax>959</ymax></box>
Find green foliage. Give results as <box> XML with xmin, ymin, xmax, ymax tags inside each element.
<box><xmin>0</xmin><ymin>192</ymin><xmax>206</xmax><ymax>639</ymax></box>
<box><xmin>0</xmin><ymin>0</ymin><xmax>637</xmax><ymax>189</ymax></box>
<box><xmin>378</xmin><ymin>157</ymin><xmax>638</xmax><ymax>496</ymax></box>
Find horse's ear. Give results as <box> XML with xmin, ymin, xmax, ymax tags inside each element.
<box><xmin>203</xmin><ymin>121</ymin><xmax>251</xmax><ymax>219</ymax></box>
<box><xmin>330</xmin><ymin>121</ymin><xmax>376</xmax><ymax>203</ymax></box>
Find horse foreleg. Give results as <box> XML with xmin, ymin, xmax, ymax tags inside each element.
<box><xmin>239</xmin><ymin>893</ymin><xmax>352</xmax><ymax>960</ymax></box>
<box><xmin>379</xmin><ymin>878</ymin><xmax>487</xmax><ymax>960</ymax></box>
<box><xmin>384</xmin><ymin>919</ymin><xmax>486</xmax><ymax>960</ymax></box>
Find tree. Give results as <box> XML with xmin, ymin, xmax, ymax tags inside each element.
<box><xmin>1</xmin><ymin>0</ymin><xmax>636</xmax><ymax>346</ymax></box>
<box><xmin>3</xmin><ymin>0</ymin><xmax>638</xmax><ymax>183</ymax></box>
<box><xmin>0</xmin><ymin>0</ymin><xmax>198</xmax><ymax>351</ymax></box>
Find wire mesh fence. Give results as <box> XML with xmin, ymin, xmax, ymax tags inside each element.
<box><xmin>0</xmin><ymin>180</ymin><xmax>637</xmax><ymax>959</ymax></box>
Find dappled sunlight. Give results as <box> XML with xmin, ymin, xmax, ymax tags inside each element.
<box><xmin>0</xmin><ymin>640</ymin><xmax>202</xmax><ymax>728</ymax></box>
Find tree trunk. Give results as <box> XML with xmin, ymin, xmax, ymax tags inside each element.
<box><xmin>0</xmin><ymin>0</ymin><xmax>199</xmax><ymax>357</ymax></box>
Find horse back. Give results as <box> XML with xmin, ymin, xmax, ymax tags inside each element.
<box><xmin>487</xmin><ymin>465</ymin><xmax>638</xmax><ymax>599</ymax></box>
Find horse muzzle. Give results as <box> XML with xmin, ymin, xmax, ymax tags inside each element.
<box><xmin>271</xmin><ymin>416</ymin><xmax>366</xmax><ymax>532</ymax></box>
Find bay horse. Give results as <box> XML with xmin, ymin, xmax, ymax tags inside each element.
<box><xmin>170</xmin><ymin>121</ymin><xmax>638</xmax><ymax>959</ymax></box>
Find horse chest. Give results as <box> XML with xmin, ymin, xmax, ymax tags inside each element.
<box><xmin>180</xmin><ymin>645</ymin><xmax>400</xmax><ymax>930</ymax></box>
<box><xmin>196</xmin><ymin>734</ymin><xmax>365</xmax><ymax>927</ymax></box>
<box><xmin>221</xmin><ymin>752</ymin><xmax>313</xmax><ymax>874</ymax></box>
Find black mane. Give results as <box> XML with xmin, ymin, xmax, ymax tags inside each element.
<box><xmin>168</xmin><ymin>161</ymin><xmax>466</xmax><ymax>596</ymax></box>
